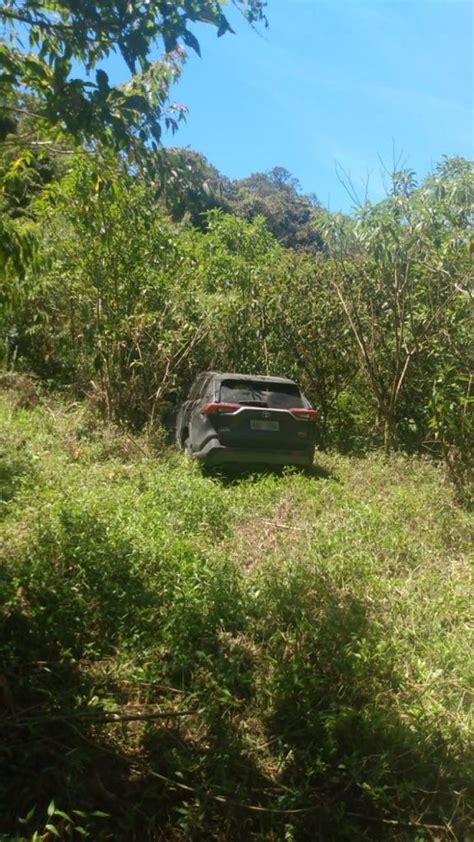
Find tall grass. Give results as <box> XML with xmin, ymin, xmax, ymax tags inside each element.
<box><xmin>0</xmin><ymin>386</ymin><xmax>472</xmax><ymax>840</ymax></box>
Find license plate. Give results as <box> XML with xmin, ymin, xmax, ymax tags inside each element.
<box><xmin>250</xmin><ymin>419</ymin><xmax>279</xmax><ymax>431</ymax></box>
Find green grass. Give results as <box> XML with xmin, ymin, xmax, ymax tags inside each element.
<box><xmin>0</xmin><ymin>385</ymin><xmax>472</xmax><ymax>841</ymax></box>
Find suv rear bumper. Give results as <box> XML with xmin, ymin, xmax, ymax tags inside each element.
<box><xmin>190</xmin><ymin>438</ymin><xmax>314</xmax><ymax>467</ymax></box>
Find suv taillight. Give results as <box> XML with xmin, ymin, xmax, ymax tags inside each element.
<box><xmin>290</xmin><ymin>408</ymin><xmax>320</xmax><ymax>421</ymax></box>
<box><xmin>202</xmin><ymin>402</ymin><xmax>241</xmax><ymax>415</ymax></box>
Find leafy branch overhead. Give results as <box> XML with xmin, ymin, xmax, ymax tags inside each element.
<box><xmin>0</xmin><ymin>0</ymin><xmax>268</xmax><ymax>148</ymax></box>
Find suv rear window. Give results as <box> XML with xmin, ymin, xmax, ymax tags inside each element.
<box><xmin>220</xmin><ymin>379</ymin><xmax>304</xmax><ymax>409</ymax></box>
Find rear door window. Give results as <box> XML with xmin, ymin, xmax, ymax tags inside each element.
<box><xmin>220</xmin><ymin>379</ymin><xmax>304</xmax><ymax>409</ymax></box>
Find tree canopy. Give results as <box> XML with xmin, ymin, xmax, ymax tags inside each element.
<box><xmin>0</xmin><ymin>0</ymin><xmax>268</xmax><ymax>148</ymax></box>
<box><xmin>229</xmin><ymin>166</ymin><xmax>324</xmax><ymax>250</ymax></box>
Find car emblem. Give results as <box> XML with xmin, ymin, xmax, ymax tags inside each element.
<box><xmin>262</xmin><ymin>411</ymin><xmax>270</xmax><ymax>419</ymax></box>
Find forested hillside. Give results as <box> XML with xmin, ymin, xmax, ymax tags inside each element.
<box><xmin>1</xmin><ymin>1</ymin><xmax>473</xmax><ymax>839</ymax></box>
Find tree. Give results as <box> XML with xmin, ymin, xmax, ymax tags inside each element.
<box><xmin>322</xmin><ymin>158</ymin><xmax>473</xmax><ymax>457</ymax></box>
<box><xmin>153</xmin><ymin>147</ymin><xmax>232</xmax><ymax>227</ymax></box>
<box><xmin>10</xmin><ymin>149</ymin><xmax>205</xmax><ymax>423</ymax></box>
<box><xmin>0</xmin><ymin>2</ymin><xmax>268</xmax><ymax>306</ymax></box>
<box><xmin>229</xmin><ymin>167</ymin><xmax>324</xmax><ymax>251</ymax></box>
<box><xmin>0</xmin><ymin>1</ymin><xmax>268</xmax><ymax>150</ymax></box>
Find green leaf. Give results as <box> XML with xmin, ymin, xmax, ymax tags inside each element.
<box><xmin>96</xmin><ymin>69</ymin><xmax>109</xmax><ymax>93</ymax></box>
<box><xmin>52</xmin><ymin>809</ymin><xmax>72</xmax><ymax>821</ymax></box>
<box><xmin>182</xmin><ymin>30</ymin><xmax>201</xmax><ymax>56</ymax></box>
<box><xmin>217</xmin><ymin>15</ymin><xmax>233</xmax><ymax>37</ymax></box>
<box><xmin>18</xmin><ymin>805</ymin><xmax>36</xmax><ymax>825</ymax></box>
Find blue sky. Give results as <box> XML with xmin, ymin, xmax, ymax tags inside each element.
<box><xmin>113</xmin><ymin>0</ymin><xmax>473</xmax><ymax>211</ymax></box>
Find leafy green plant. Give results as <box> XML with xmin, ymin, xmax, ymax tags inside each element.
<box><xmin>15</xmin><ymin>801</ymin><xmax>109</xmax><ymax>840</ymax></box>
<box><xmin>0</xmin><ymin>1</ymin><xmax>267</xmax><ymax>151</ymax></box>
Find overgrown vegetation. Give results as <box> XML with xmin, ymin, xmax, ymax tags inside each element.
<box><xmin>1</xmin><ymin>3</ymin><xmax>473</xmax><ymax>838</ymax></box>
<box><xmin>1</xmin><ymin>6</ymin><xmax>472</xmax><ymax>477</ymax></box>
<box><xmin>2</xmin><ymin>147</ymin><xmax>472</xmax><ymax>486</ymax></box>
<box><xmin>0</xmin><ymin>384</ymin><xmax>472</xmax><ymax>840</ymax></box>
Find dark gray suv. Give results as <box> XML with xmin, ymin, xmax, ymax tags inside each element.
<box><xmin>176</xmin><ymin>371</ymin><xmax>319</xmax><ymax>467</ymax></box>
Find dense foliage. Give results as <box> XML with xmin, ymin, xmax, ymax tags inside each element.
<box><xmin>1</xmin><ymin>4</ymin><xmax>472</xmax><ymax>479</ymax></box>
<box><xmin>2</xmin><ymin>147</ymin><xmax>472</xmax><ymax>482</ymax></box>
<box><xmin>228</xmin><ymin>166</ymin><xmax>324</xmax><ymax>250</ymax></box>
<box><xmin>0</xmin><ymin>0</ymin><xmax>267</xmax><ymax>148</ymax></box>
<box><xmin>0</xmin><ymin>0</ymin><xmax>268</xmax><ymax>292</ymax></box>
